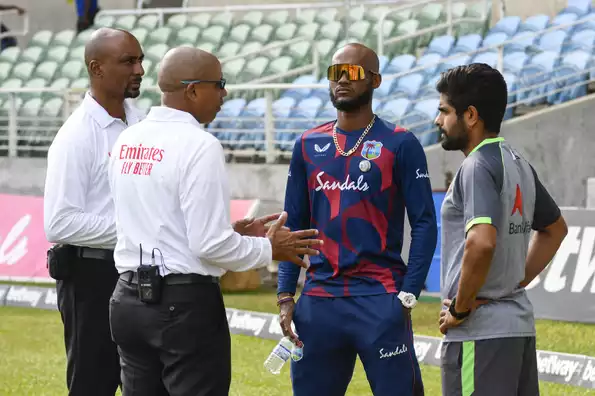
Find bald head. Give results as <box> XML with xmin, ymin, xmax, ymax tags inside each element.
<box><xmin>332</xmin><ymin>43</ymin><xmax>379</xmax><ymax>74</ymax></box>
<box><xmin>158</xmin><ymin>47</ymin><xmax>221</xmax><ymax>93</ymax></box>
<box><xmin>158</xmin><ymin>46</ymin><xmax>227</xmax><ymax>124</ymax></box>
<box><xmin>83</xmin><ymin>27</ymin><xmax>144</xmax><ymax>99</ymax></box>
<box><xmin>84</xmin><ymin>27</ymin><xmax>139</xmax><ymax>67</ymax></box>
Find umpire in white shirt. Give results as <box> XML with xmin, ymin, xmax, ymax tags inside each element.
<box><xmin>43</xmin><ymin>28</ymin><xmax>145</xmax><ymax>396</ymax></box>
<box><xmin>107</xmin><ymin>46</ymin><xmax>322</xmax><ymax>396</ymax></box>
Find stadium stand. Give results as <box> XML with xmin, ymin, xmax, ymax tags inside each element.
<box><xmin>1</xmin><ymin>0</ymin><xmax>595</xmax><ymax>162</ymax></box>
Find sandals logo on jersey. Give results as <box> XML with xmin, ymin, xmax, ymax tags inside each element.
<box><xmin>361</xmin><ymin>140</ymin><xmax>383</xmax><ymax>160</ymax></box>
<box><xmin>509</xmin><ymin>184</ymin><xmax>531</xmax><ymax>235</ymax></box>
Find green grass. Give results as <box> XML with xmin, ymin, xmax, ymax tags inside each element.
<box><xmin>0</xmin><ymin>287</ymin><xmax>594</xmax><ymax>395</ymax></box>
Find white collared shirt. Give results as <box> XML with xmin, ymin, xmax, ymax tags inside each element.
<box><xmin>108</xmin><ymin>106</ymin><xmax>272</xmax><ymax>276</ymax></box>
<box><xmin>44</xmin><ymin>92</ymin><xmax>146</xmax><ymax>249</ymax></box>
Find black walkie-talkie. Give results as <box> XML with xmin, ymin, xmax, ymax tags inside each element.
<box><xmin>137</xmin><ymin>244</ymin><xmax>162</xmax><ymax>304</ymax></box>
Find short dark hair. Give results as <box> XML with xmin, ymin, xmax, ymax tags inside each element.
<box><xmin>436</xmin><ymin>63</ymin><xmax>508</xmax><ymax>134</ymax></box>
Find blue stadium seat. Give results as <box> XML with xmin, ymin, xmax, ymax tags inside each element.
<box><xmin>437</xmin><ymin>54</ymin><xmax>471</xmax><ymax>73</ymax></box>
<box><xmin>426</xmin><ymin>35</ymin><xmax>455</xmax><ymax>57</ymax></box>
<box><xmin>273</xmin><ymin>97</ymin><xmax>300</xmax><ymax>151</ymax></box>
<box><xmin>417</xmin><ymin>74</ymin><xmax>440</xmax><ymax>99</ymax></box>
<box><xmin>378</xmin><ymin>55</ymin><xmax>389</xmax><ymax>74</ymax></box>
<box><xmin>551</xmin><ymin>13</ymin><xmax>579</xmax><ymax>33</ymax></box>
<box><xmin>317</xmin><ymin>100</ymin><xmax>336</xmax><ymax>120</ymax></box>
<box><xmin>502</xmin><ymin>72</ymin><xmax>517</xmax><ymax>120</ymax></box>
<box><xmin>415</xmin><ymin>53</ymin><xmax>442</xmax><ymax>77</ymax></box>
<box><xmin>390</xmin><ymin>73</ymin><xmax>424</xmax><ymax>99</ymax></box>
<box><xmin>472</xmin><ymin>52</ymin><xmax>498</xmax><ymax>68</ymax></box>
<box><xmin>401</xmin><ymin>98</ymin><xmax>439</xmax><ymax>146</ymax></box>
<box><xmin>235</xmin><ymin>98</ymin><xmax>266</xmax><ymax>150</ymax></box>
<box><xmin>488</xmin><ymin>16</ymin><xmax>521</xmax><ymax>37</ymax></box>
<box><xmin>504</xmin><ymin>32</ymin><xmax>536</xmax><ymax>54</ymax></box>
<box><xmin>548</xmin><ymin>50</ymin><xmax>591</xmax><ymax>104</ymax></box>
<box><xmin>503</xmin><ymin>51</ymin><xmax>529</xmax><ymax>74</ymax></box>
<box><xmin>310</xmin><ymin>77</ymin><xmax>330</xmax><ymax>101</ymax></box>
<box><xmin>537</xmin><ymin>30</ymin><xmax>568</xmax><ymax>53</ymax></box>
<box><xmin>574</xmin><ymin>12</ymin><xmax>595</xmax><ymax>32</ymax></box>
<box><xmin>384</xmin><ymin>54</ymin><xmax>416</xmax><ymax>75</ymax></box>
<box><xmin>481</xmin><ymin>32</ymin><xmax>508</xmax><ymax>51</ymax></box>
<box><xmin>372</xmin><ymin>98</ymin><xmax>382</xmax><ymax>113</ymax></box>
<box><xmin>567</xmin><ymin>29</ymin><xmax>595</xmax><ymax>52</ymax></box>
<box><xmin>210</xmin><ymin>98</ymin><xmax>246</xmax><ymax>142</ymax></box>
<box><xmin>518</xmin><ymin>15</ymin><xmax>549</xmax><ymax>33</ymax></box>
<box><xmin>377</xmin><ymin>97</ymin><xmax>410</xmax><ymax>123</ymax></box>
<box><xmin>451</xmin><ymin>34</ymin><xmax>482</xmax><ymax>53</ymax></box>
<box><xmin>282</xmin><ymin>74</ymin><xmax>319</xmax><ymax>101</ymax></box>
<box><xmin>562</xmin><ymin>0</ymin><xmax>591</xmax><ymax>17</ymax></box>
<box><xmin>376</xmin><ymin>78</ymin><xmax>392</xmax><ymax>98</ymax></box>
<box><xmin>517</xmin><ymin>51</ymin><xmax>559</xmax><ymax>105</ymax></box>
<box><xmin>279</xmin><ymin>97</ymin><xmax>324</xmax><ymax>150</ymax></box>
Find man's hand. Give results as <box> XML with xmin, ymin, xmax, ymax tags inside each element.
<box><xmin>278</xmin><ymin>295</ymin><xmax>299</xmax><ymax>343</ymax></box>
<box><xmin>438</xmin><ymin>299</ymin><xmax>467</xmax><ymax>335</ymax></box>
<box><xmin>233</xmin><ymin>213</ymin><xmax>288</xmax><ymax>237</ymax></box>
<box><xmin>267</xmin><ymin>212</ymin><xmax>322</xmax><ymax>269</ymax></box>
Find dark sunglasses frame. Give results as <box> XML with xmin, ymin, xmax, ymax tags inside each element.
<box><xmin>181</xmin><ymin>79</ymin><xmax>227</xmax><ymax>89</ymax></box>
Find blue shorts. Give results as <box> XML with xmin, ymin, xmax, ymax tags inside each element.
<box><xmin>290</xmin><ymin>293</ymin><xmax>424</xmax><ymax>396</ymax></box>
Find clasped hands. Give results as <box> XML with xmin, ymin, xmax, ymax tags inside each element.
<box><xmin>233</xmin><ymin>212</ymin><xmax>323</xmax><ymax>268</ymax></box>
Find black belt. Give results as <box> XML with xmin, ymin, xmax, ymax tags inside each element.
<box><xmin>120</xmin><ymin>271</ymin><xmax>219</xmax><ymax>285</ymax></box>
<box><xmin>70</xmin><ymin>246</ymin><xmax>114</xmax><ymax>261</ymax></box>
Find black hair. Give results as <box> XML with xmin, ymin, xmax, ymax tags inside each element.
<box><xmin>436</xmin><ymin>63</ymin><xmax>508</xmax><ymax>134</ymax></box>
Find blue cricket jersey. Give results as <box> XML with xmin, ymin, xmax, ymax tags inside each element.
<box><xmin>277</xmin><ymin>117</ymin><xmax>438</xmax><ymax>298</ymax></box>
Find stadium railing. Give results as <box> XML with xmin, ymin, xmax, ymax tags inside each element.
<box><xmin>95</xmin><ymin>0</ymin><xmax>493</xmax><ymax>61</ymax></box>
<box><xmin>0</xmin><ymin>9</ymin><xmax>29</xmax><ymax>41</ymax></box>
<box><xmin>376</xmin><ymin>0</ymin><xmax>491</xmax><ymax>57</ymax></box>
<box><xmin>2</xmin><ymin>10</ymin><xmax>594</xmax><ymax>161</ymax></box>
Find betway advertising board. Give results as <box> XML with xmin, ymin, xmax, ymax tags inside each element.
<box><xmin>0</xmin><ymin>284</ymin><xmax>593</xmax><ymax>390</ymax></box>
<box><xmin>524</xmin><ymin>208</ymin><xmax>595</xmax><ymax>324</ymax></box>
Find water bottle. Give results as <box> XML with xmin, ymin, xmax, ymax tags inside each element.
<box><xmin>264</xmin><ymin>337</ymin><xmax>298</xmax><ymax>374</ymax></box>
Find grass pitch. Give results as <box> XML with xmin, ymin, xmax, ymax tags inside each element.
<box><xmin>0</xmin><ymin>287</ymin><xmax>594</xmax><ymax>395</ymax></box>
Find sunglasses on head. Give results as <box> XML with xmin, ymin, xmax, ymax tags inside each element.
<box><xmin>181</xmin><ymin>78</ymin><xmax>226</xmax><ymax>89</ymax></box>
<box><xmin>327</xmin><ymin>64</ymin><xmax>377</xmax><ymax>82</ymax></box>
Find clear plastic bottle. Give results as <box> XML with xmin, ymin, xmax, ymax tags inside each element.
<box><xmin>264</xmin><ymin>337</ymin><xmax>294</xmax><ymax>375</ymax></box>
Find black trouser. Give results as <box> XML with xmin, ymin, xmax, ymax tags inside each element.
<box><xmin>109</xmin><ymin>274</ymin><xmax>231</xmax><ymax>396</ymax></box>
<box><xmin>56</xmin><ymin>250</ymin><xmax>121</xmax><ymax>396</ymax></box>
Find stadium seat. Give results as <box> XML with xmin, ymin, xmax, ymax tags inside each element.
<box><xmin>567</xmin><ymin>29</ymin><xmax>595</xmax><ymax>52</ymax></box>
<box><xmin>20</xmin><ymin>47</ymin><xmax>43</xmax><ymax>64</ymax></box>
<box><xmin>229</xmin><ymin>24</ymin><xmax>252</xmax><ymax>44</ymax></box>
<box><xmin>114</xmin><ymin>15</ymin><xmax>137</xmax><ymax>31</ymax></box>
<box><xmin>165</xmin><ymin>14</ymin><xmax>188</xmax><ymax>30</ymax></box>
<box><xmin>437</xmin><ymin>54</ymin><xmax>471</xmax><ymax>73</ymax></box>
<box><xmin>504</xmin><ymin>32</ymin><xmax>535</xmax><ymax>54</ymax></box>
<box><xmin>562</xmin><ymin>0</ymin><xmax>591</xmax><ymax>17</ymax></box>
<box><xmin>503</xmin><ymin>51</ymin><xmax>529</xmax><ymax>74</ymax></box>
<box><xmin>472</xmin><ymin>51</ymin><xmax>498</xmax><ymax>68</ymax></box>
<box><xmin>488</xmin><ymin>16</ymin><xmax>521</xmax><ymax>37</ymax></box>
<box><xmin>377</xmin><ymin>97</ymin><xmax>410</xmax><ymax>122</ymax></box>
<box><xmin>551</xmin><ymin>13</ymin><xmax>579</xmax><ymax>32</ymax></box>
<box><xmin>189</xmin><ymin>14</ymin><xmax>211</xmax><ymax>29</ymax></box>
<box><xmin>210</xmin><ymin>98</ymin><xmax>247</xmax><ymax>141</ymax></box>
<box><xmin>34</xmin><ymin>61</ymin><xmax>58</xmax><ymax>81</ymax></box>
<box><xmin>0</xmin><ymin>47</ymin><xmax>19</xmax><ymax>63</ymax></box>
<box><xmin>384</xmin><ymin>54</ymin><xmax>416</xmax><ymax>75</ymax></box>
<box><xmin>548</xmin><ymin>50</ymin><xmax>591</xmax><ymax>104</ymax></box>
<box><xmin>251</xmin><ymin>24</ymin><xmax>274</xmax><ymax>44</ymax></box>
<box><xmin>0</xmin><ymin>62</ymin><xmax>12</xmax><ymax>80</ymax></box>
<box><xmin>518</xmin><ymin>14</ymin><xmax>550</xmax><ymax>33</ymax></box>
<box><xmin>416</xmin><ymin>53</ymin><xmax>442</xmax><ymax>77</ymax></box>
<box><xmin>12</xmin><ymin>62</ymin><xmax>35</xmax><ymax>81</ymax></box>
<box><xmin>481</xmin><ymin>32</ymin><xmax>508</xmax><ymax>51</ymax></box>
<box><xmin>417</xmin><ymin>74</ymin><xmax>440</xmax><ymax>99</ymax></box>
<box><xmin>172</xmin><ymin>26</ymin><xmax>199</xmax><ymax>46</ymax></box>
<box><xmin>47</xmin><ymin>46</ymin><xmax>69</xmax><ymax>64</ymax></box>
<box><xmin>52</xmin><ymin>30</ymin><xmax>76</xmax><ymax>47</ymax></box>
<box><xmin>426</xmin><ymin>35</ymin><xmax>455</xmax><ymax>57</ymax></box>
<box><xmin>243</xmin><ymin>57</ymin><xmax>269</xmax><ymax>82</ymax></box>
<box><xmin>451</xmin><ymin>34</ymin><xmax>482</xmax><ymax>53</ymax></box>
<box><xmin>390</xmin><ymin>73</ymin><xmax>424</xmax><ymax>99</ymax></box>
<box><xmin>137</xmin><ymin>14</ymin><xmax>160</xmax><ymax>31</ymax></box>
<box><xmin>517</xmin><ymin>51</ymin><xmax>559</xmax><ymax>105</ymax></box>
<box><xmin>502</xmin><ymin>72</ymin><xmax>517</xmax><ymax>120</ymax></box>
<box><xmin>264</xmin><ymin>10</ymin><xmax>290</xmax><ymax>27</ymax></box>
<box><xmin>275</xmin><ymin>23</ymin><xmax>297</xmax><ymax>42</ymax></box>
<box><xmin>283</xmin><ymin>75</ymin><xmax>319</xmax><ymax>102</ymax></box>
<box><xmin>537</xmin><ymin>30</ymin><xmax>568</xmax><ymax>53</ymax></box>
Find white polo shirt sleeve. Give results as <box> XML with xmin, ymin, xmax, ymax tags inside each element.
<box><xmin>44</xmin><ymin>130</ymin><xmax>117</xmax><ymax>247</ymax></box>
<box><xmin>179</xmin><ymin>138</ymin><xmax>272</xmax><ymax>272</ymax></box>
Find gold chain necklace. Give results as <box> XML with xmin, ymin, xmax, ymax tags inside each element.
<box><xmin>332</xmin><ymin>115</ymin><xmax>377</xmax><ymax>157</ymax></box>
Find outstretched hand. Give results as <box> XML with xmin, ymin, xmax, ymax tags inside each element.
<box><xmin>233</xmin><ymin>212</ymin><xmax>289</xmax><ymax>237</ymax></box>
<box><xmin>267</xmin><ymin>212</ymin><xmax>323</xmax><ymax>269</ymax></box>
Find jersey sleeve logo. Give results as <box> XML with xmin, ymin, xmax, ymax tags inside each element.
<box><xmin>511</xmin><ymin>184</ymin><xmax>523</xmax><ymax>216</ymax></box>
<box><xmin>361</xmin><ymin>140</ymin><xmax>383</xmax><ymax>160</ymax></box>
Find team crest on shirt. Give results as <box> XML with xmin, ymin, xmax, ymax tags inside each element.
<box><xmin>361</xmin><ymin>140</ymin><xmax>383</xmax><ymax>160</ymax></box>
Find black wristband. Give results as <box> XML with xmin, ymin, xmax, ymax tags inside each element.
<box><xmin>449</xmin><ymin>297</ymin><xmax>471</xmax><ymax>320</ymax></box>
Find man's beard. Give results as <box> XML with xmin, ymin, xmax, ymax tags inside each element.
<box><xmin>330</xmin><ymin>84</ymin><xmax>374</xmax><ymax>112</ymax></box>
<box><xmin>440</xmin><ymin>121</ymin><xmax>469</xmax><ymax>151</ymax></box>
<box><xmin>124</xmin><ymin>88</ymin><xmax>140</xmax><ymax>99</ymax></box>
